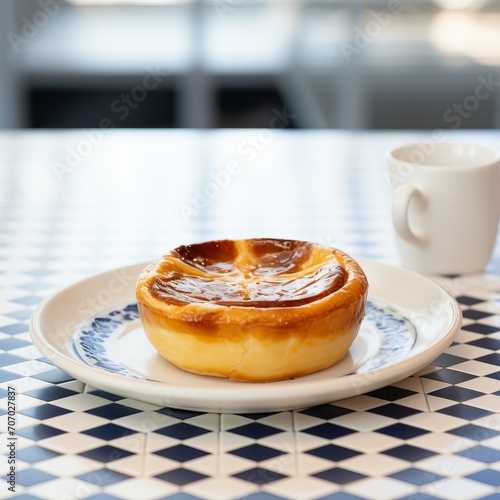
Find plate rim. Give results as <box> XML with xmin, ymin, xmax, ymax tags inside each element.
<box><xmin>29</xmin><ymin>258</ymin><xmax>462</xmax><ymax>413</ymax></box>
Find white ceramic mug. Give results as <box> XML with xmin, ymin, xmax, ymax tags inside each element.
<box><xmin>387</xmin><ymin>142</ymin><xmax>500</xmax><ymax>274</ymax></box>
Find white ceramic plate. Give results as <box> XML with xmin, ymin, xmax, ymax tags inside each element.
<box><xmin>30</xmin><ymin>259</ymin><xmax>462</xmax><ymax>413</ymax></box>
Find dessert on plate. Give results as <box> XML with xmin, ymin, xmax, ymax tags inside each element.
<box><xmin>136</xmin><ymin>238</ymin><xmax>368</xmax><ymax>382</ymax></box>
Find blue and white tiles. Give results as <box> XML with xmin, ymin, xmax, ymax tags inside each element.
<box><xmin>1</xmin><ymin>131</ymin><xmax>500</xmax><ymax>500</ymax></box>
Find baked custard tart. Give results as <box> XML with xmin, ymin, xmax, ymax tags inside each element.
<box><xmin>136</xmin><ymin>238</ymin><xmax>368</xmax><ymax>382</ymax></box>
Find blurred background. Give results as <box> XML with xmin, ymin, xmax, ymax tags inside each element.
<box><xmin>1</xmin><ymin>0</ymin><xmax>500</xmax><ymax>130</ymax></box>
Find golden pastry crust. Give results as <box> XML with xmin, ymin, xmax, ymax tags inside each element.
<box><xmin>136</xmin><ymin>238</ymin><xmax>368</xmax><ymax>382</ymax></box>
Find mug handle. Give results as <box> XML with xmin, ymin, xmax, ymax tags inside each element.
<box><xmin>392</xmin><ymin>185</ymin><xmax>424</xmax><ymax>244</ymax></box>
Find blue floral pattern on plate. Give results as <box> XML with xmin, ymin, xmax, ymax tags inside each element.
<box><xmin>71</xmin><ymin>300</ymin><xmax>416</xmax><ymax>380</ymax></box>
<box><xmin>357</xmin><ymin>300</ymin><xmax>416</xmax><ymax>373</ymax></box>
<box><xmin>71</xmin><ymin>303</ymin><xmax>141</xmax><ymax>379</ymax></box>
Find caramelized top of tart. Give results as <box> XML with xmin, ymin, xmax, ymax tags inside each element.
<box><xmin>149</xmin><ymin>239</ymin><xmax>347</xmax><ymax>308</ymax></box>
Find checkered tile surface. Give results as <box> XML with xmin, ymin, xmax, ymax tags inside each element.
<box><xmin>1</xmin><ymin>131</ymin><xmax>499</xmax><ymax>500</ymax></box>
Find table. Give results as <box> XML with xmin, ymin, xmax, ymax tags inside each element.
<box><xmin>1</xmin><ymin>130</ymin><xmax>499</xmax><ymax>500</ymax></box>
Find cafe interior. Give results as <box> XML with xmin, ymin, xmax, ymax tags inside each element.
<box><xmin>1</xmin><ymin>0</ymin><xmax>500</xmax><ymax>131</ymax></box>
<box><xmin>1</xmin><ymin>2</ymin><xmax>500</xmax><ymax>500</ymax></box>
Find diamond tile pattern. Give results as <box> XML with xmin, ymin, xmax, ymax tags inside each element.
<box><xmin>154</xmin><ymin>445</ymin><xmax>209</xmax><ymax>462</ymax></box>
<box><xmin>229</xmin><ymin>444</ymin><xmax>286</xmax><ymax>462</ymax></box>
<box><xmin>233</xmin><ymin>467</ymin><xmax>288</xmax><ymax>485</ymax></box>
<box><xmin>1</xmin><ymin>130</ymin><xmax>500</xmax><ymax>500</ymax></box>
<box><xmin>155</xmin><ymin>468</ymin><xmax>208</xmax><ymax>486</ymax></box>
<box><xmin>154</xmin><ymin>423</ymin><xmax>210</xmax><ymax>440</ymax></box>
